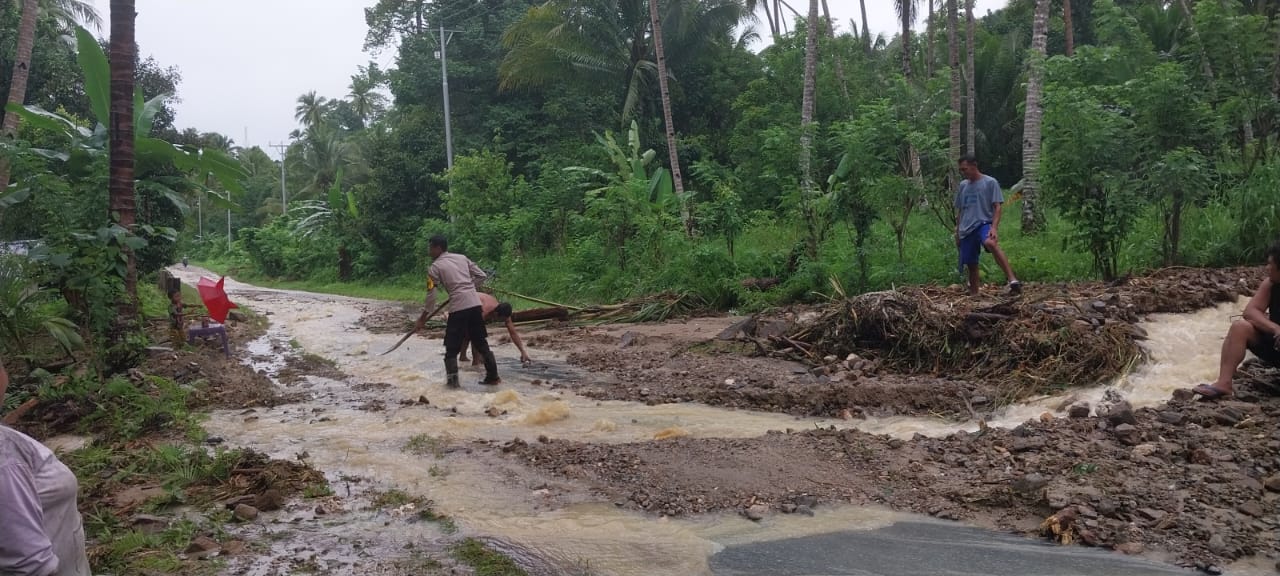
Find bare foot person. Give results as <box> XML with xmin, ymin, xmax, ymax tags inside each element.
<box><xmin>1192</xmin><ymin>238</ymin><xmax>1280</xmax><ymax>400</ymax></box>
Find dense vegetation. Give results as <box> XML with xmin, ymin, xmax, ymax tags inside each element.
<box><xmin>203</xmin><ymin>0</ymin><xmax>1280</xmax><ymax>309</ymax></box>
<box><xmin>5</xmin><ymin>0</ymin><xmax>1280</xmax><ymax>329</ymax></box>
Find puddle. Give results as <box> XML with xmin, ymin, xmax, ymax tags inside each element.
<box><xmin>169</xmin><ymin>267</ymin><xmax>1244</xmax><ymax>575</ymax></box>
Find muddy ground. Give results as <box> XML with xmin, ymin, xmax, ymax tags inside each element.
<box><xmin>503</xmin><ymin>361</ymin><xmax>1280</xmax><ymax>567</ymax></box>
<box><xmin>524</xmin><ymin>267</ymin><xmax>1260</xmax><ymax>421</ymax></box>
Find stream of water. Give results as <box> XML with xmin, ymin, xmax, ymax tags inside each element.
<box><xmin>168</xmin><ymin>268</ymin><xmax>1251</xmax><ymax>575</ymax></box>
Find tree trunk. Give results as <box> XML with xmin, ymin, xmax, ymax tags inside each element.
<box><xmin>0</xmin><ymin>0</ymin><xmax>41</xmax><ymax>196</ymax></box>
<box><xmin>1063</xmin><ymin>0</ymin><xmax>1074</xmax><ymax>56</ymax></box>
<box><xmin>1178</xmin><ymin>0</ymin><xmax>1215</xmax><ymax>81</ymax></box>
<box><xmin>109</xmin><ymin>0</ymin><xmax>139</xmax><ymax>318</ymax></box>
<box><xmin>965</xmin><ymin>0</ymin><xmax>976</xmax><ymax>155</ymax></box>
<box><xmin>800</xmin><ymin>0</ymin><xmax>820</xmax><ymax>259</ymax></box>
<box><xmin>860</xmin><ymin>0</ymin><xmax>871</xmax><ymax>53</ymax></box>
<box><xmin>927</xmin><ymin>0</ymin><xmax>935</xmax><ymax>77</ymax></box>
<box><xmin>1020</xmin><ymin>0</ymin><xmax>1051</xmax><ymax>234</ymax></box>
<box><xmin>648</xmin><ymin>0</ymin><xmax>692</xmax><ymax>236</ymax></box>
<box><xmin>948</xmin><ymin>0</ymin><xmax>961</xmax><ymax>175</ymax></box>
<box><xmin>821</xmin><ymin>0</ymin><xmax>850</xmax><ymax>105</ymax></box>
<box><xmin>902</xmin><ymin>0</ymin><xmax>913</xmax><ymax>78</ymax></box>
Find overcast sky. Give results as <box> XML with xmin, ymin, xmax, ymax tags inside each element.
<box><xmin>87</xmin><ymin>0</ymin><xmax>1007</xmax><ymax>159</ymax></box>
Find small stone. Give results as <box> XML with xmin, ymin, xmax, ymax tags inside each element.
<box><xmin>1190</xmin><ymin>448</ymin><xmax>1216</xmax><ymax>465</ymax></box>
<box><xmin>485</xmin><ymin>406</ymin><xmax>502</xmax><ymax>417</ymax></box>
<box><xmin>1204</xmin><ymin>566</ymin><xmax>1223</xmax><ymax>576</ymax></box>
<box><xmin>221</xmin><ymin>540</ymin><xmax>246</xmax><ymax>555</ymax></box>
<box><xmin>204</xmin><ymin>436</ymin><xmax>225</xmax><ymax>445</ymax></box>
<box><xmin>744</xmin><ymin>504</ymin><xmax>768</xmax><ymax>521</ymax></box>
<box><xmin>1113</xmin><ymin>423</ymin><xmax>1141</xmax><ymax>445</ymax></box>
<box><xmin>1237</xmin><ymin>502</ymin><xmax>1264</xmax><ymax>518</ymax></box>
<box><xmin>639</xmin><ymin>388</ymin><xmax>651</xmax><ymax>397</ymax></box>
<box><xmin>131</xmin><ymin>514</ymin><xmax>169</xmax><ymax>534</ymax></box>
<box><xmin>1131</xmin><ymin>444</ymin><xmax>1158</xmax><ymax>459</ymax></box>
<box><xmin>1157</xmin><ymin>411</ymin><xmax>1185</xmax><ymax>425</ymax></box>
<box><xmin>1237</xmin><ymin>476</ymin><xmax>1263</xmax><ymax>493</ymax></box>
<box><xmin>793</xmin><ymin>495</ymin><xmax>819</xmax><ymax>508</ymax></box>
<box><xmin>418</xmin><ymin>395</ymin><xmax>430</xmax><ymax>405</ymax></box>
<box><xmin>1137</xmin><ymin>508</ymin><xmax>1165</xmax><ymax>522</ymax></box>
<box><xmin>1039</xmin><ymin>412</ymin><xmax>1054</xmax><ymax>423</ymax></box>
<box><xmin>1067</xmin><ymin>403</ymin><xmax>1091</xmax><ymax>419</ymax></box>
<box><xmin>794</xmin><ymin>505</ymin><xmax>815</xmax><ymax>517</ymax></box>
<box><xmin>1214</xmin><ymin>407</ymin><xmax>1244</xmax><ymax>426</ymax></box>
<box><xmin>619</xmin><ymin>331</ymin><xmax>643</xmax><ymax>348</ymax></box>
<box><xmin>1264</xmin><ymin>475</ymin><xmax>1280</xmax><ymax>492</ymax></box>
<box><xmin>1012</xmin><ymin>473</ymin><xmax>1049</xmax><ymax>494</ymax></box>
<box><xmin>1115</xmin><ymin>542</ymin><xmax>1144</xmax><ymax>555</ymax></box>
<box><xmin>1208</xmin><ymin>533</ymin><xmax>1229</xmax><ymax>556</ymax></box>
<box><xmin>251</xmin><ymin>490</ymin><xmax>282</xmax><ymax>513</ymax></box>
<box><xmin>1091</xmin><ymin>300</ymin><xmax>1107</xmax><ymax>311</ymax></box>
<box><xmin>971</xmin><ymin>396</ymin><xmax>989</xmax><ymax>405</ymax></box>
<box><xmin>185</xmin><ymin>535</ymin><xmax>220</xmax><ymax>556</ymax></box>
<box><xmin>1046</xmin><ymin>490</ymin><xmax>1071</xmax><ymax>509</ymax></box>
<box><xmin>1010</xmin><ymin>436</ymin><xmax>1047</xmax><ymax>453</ymax></box>
<box><xmin>233</xmin><ymin>504</ymin><xmax>259</xmax><ymax>522</ymax></box>
<box><xmin>780</xmin><ymin>502</ymin><xmax>798</xmax><ymax>514</ymax></box>
<box><xmin>1101</xmin><ymin>401</ymin><xmax>1137</xmax><ymax>426</ymax></box>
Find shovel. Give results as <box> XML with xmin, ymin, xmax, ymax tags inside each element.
<box><xmin>380</xmin><ymin>301</ymin><xmax>448</xmax><ymax>356</ymax></box>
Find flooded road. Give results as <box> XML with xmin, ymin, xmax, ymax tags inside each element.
<box><xmin>170</xmin><ymin>268</ymin><xmax>1250</xmax><ymax>575</ymax></box>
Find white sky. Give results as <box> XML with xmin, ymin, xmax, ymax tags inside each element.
<box><xmin>87</xmin><ymin>0</ymin><xmax>1008</xmax><ymax>158</ymax></box>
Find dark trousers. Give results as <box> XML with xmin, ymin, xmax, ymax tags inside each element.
<box><xmin>444</xmin><ymin>305</ymin><xmax>497</xmax><ymax>383</ymax></box>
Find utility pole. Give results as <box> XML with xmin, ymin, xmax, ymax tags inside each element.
<box><xmin>437</xmin><ymin>25</ymin><xmax>460</xmax><ymax>171</ymax></box>
<box><xmin>227</xmin><ymin>206</ymin><xmax>232</xmax><ymax>251</ymax></box>
<box><xmin>269</xmin><ymin>142</ymin><xmax>288</xmax><ymax>213</ymax></box>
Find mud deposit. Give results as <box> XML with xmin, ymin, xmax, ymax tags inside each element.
<box><xmin>162</xmin><ymin>266</ymin><xmax>1280</xmax><ymax>575</ymax></box>
<box><xmin>505</xmin><ymin>363</ymin><xmax>1280</xmax><ymax>566</ymax></box>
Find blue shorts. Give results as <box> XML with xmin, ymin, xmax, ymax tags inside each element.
<box><xmin>959</xmin><ymin>223</ymin><xmax>991</xmax><ymax>266</ymax></box>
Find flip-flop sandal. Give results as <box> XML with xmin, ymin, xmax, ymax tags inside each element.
<box><xmin>1191</xmin><ymin>383</ymin><xmax>1231</xmax><ymax>400</ymax></box>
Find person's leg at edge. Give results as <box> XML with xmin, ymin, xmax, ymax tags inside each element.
<box><xmin>966</xmin><ymin>264</ymin><xmax>980</xmax><ymax>296</ymax></box>
<box><xmin>443</xmin><ymin>312</ymin><xmax>466</xmax><ymax>388</ymax></box>
<box><xmin>1199</xmin><ymin>320</ymin><xmax>1260</xmax><ymax>396</ymax></box>
<box><xmin>458</xmin><ymin>335</ymin><xmax>469</xmax><ymax>362</ymax></box>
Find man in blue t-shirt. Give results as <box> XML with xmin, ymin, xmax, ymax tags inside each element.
<box><xmin>954</xmin><ymin>155</ymin><xmax>1021</xmax><ymax>296</ymax></box>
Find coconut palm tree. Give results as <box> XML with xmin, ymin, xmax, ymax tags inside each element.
<box><xmin>1064</xmin><ymin>0</ymin><xmax>1074</xmax><ymax>56</ymax></box>
<box><xmin>347</xmin><ymin>77</ymin><xmax>387</xmax><ymax>127</ymax></box>
<box><xmin>860</xmin><ymin>0</ymin><xmax>870</xmax><ymax>53</ymax></box>
<box><xmin>109</xmin><ymin>0</ymin><xmax>139</xmax><ymax>314</ymax></box>
<box><xmin>499</xmin><ymin>0</ymin><xmax>747</xmax><ymax>123</ymax></box>
<box><xmin>1020</xmin><ymin>0</ymin><xmax>1051</xmax><ymax>234</ymax></box>
<box><xmin>895</xmin><ymin>0</ymin><xmax>918</xmax><ymax>77</ymax></box>
<box><xmin>295</xmin><ymin>91</ymin><xmax>329</xmax><ymax>132</ymax></box>
<box><xmin>0</xmin><ymin>0</ymin><xmax>40</xmax><ymax>194</ymax></box>
<box><xmin>799</xmin><ymin>0</ymin><xmax>819</xmax><ymax>258</ymax></box>
<box><xmin>646</xmin><ymin>0</ymin><xmax>691</xmax><ymax>235</ymax></box>
<box><xmin>965</xmin><ymin>0</ymin><xmax>975</xmax><ymax>154</ymax></box>
<box><xmin>948</xmin><ymin>0</ymin><xmax>960</xmax><ymax>170</ymax></box>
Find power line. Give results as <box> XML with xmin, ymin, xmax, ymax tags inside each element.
<box><xmin>432</xmin><ymin>0</ymin><xmax>488</xmax><ymax>28</ymax></box>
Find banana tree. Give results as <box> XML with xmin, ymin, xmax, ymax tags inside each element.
<box><xmin>291</xmin><ymin>169</ymin><xmax>360</xmax><ymax>280</ymax></box>
<box><xmin>565</xmin><ymin>121</ymin><xmax>679</xmax><ymax>270</ymax></box>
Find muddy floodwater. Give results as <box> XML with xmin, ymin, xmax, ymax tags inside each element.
<box><xmin>168</xmin><ymin>268</ymin><xmax>1259</xmax><ymax>576</ymax></box>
